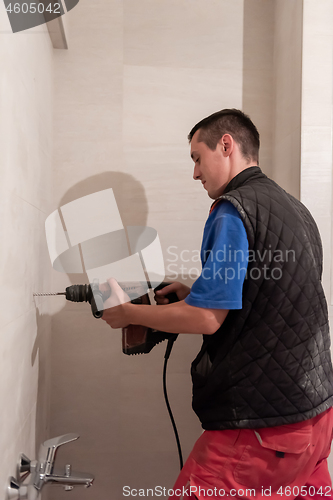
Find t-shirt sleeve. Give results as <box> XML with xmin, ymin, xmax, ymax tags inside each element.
<box><xmin>185</xmin><ymin>209</ymin><xmax>248</xmax><ymax>310</ymax></box>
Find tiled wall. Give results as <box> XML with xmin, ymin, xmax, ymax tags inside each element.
<box><xmin>300</xmin><ymin>0</ymin><xmax>333</xmax><ymax>474</ymax></box>
<box><xmin>48</xmin><ymin>1</ymin><xmax>245</xmax><ymax>498</ymax></box>
<box><xmin>0</xmin><ymin>7</ymin><xmax>53</xmax><ymax>499</ymax></box>
<box><xmin>271</xmin><ymin>0</ymin><xmax>303</xmax><ymax>198</ymax></box>
<box><xmin>49</xmin><ymin>1</ymin><xmax>322</xmax><ymax>497</ymax></box>
<box><xmin>243</xmin><ymin>0</ymin><xmax>303</xmax><ymax>199</ymax></box>
<box><xmin>2</xmin><ymin>0</ymin><xmax>330</xmax><ymax>498</ymax></box>
<box><xmin>243</xmin><ymin>0</ymin><xmax>274</xmax><ymax>177</ymax></box>
<box><xmin>301</xmin><ymin>0</ymin><xmax>333</xmax><ymax>301</ymax></box>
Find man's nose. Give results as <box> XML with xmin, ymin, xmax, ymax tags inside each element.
<box><xmin>193</xmin><ymin>164</ymin><xmax>201</xmax><ymax>180</ymax></box>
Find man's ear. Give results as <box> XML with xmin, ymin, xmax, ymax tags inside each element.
<box><xmin>219</xmin><ymin>134</ymin><xmax>233</xmax><ymax>156</ymax></box>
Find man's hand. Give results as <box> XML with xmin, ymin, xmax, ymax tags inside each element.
<box><xmin>154</xmin><ymin>282</ymin><xmax>191</xmax><ymax>304</ymax></box>
<box><xmin>101</xmin><ymin>278</ymin><xmax>132</xmax><ymax>329</ymax></box>
<box><xmin>102</xmin><ymin>302</ymin><xmax>132</xmax><ymax>329</ymax></box>
<box><xmin>100</xmin><ymin>278</ymin><xmax>228</xmax><ymax>334</ymax></box>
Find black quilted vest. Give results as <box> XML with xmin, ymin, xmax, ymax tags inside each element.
<box><xmin>192</xmin><ymin>166</ymin><xmax>333</xmax><ymax>430</ymax></box>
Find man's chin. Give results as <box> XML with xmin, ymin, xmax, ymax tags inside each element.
<box><xmin>208</xmin><ymin>190</ymin><xmax>223</xmax><ymax>200</ymax></box>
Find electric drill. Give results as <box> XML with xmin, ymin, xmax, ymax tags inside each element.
<box><xmin>34</xmin><ymin>281</ymin><xmax>179</xmax><ymax>355</ymax></box>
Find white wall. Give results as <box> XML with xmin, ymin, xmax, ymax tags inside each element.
<box><xmin>49</xmin><ymin>1</ymin><xmax>333</xmax><ymax>497</ymax></box>
<box><xmin>0</xmin><ymin>8</ymin><xmax>54</xmax><ymax>499</ymax></box>
<box><xmin>243</xmin><ymin>0</ymin><xmax>275</xmax><ymax>177</ymax></box>
<box><xmin>243</xmin><ymin>0</ymin><xmax>303</xmax><ymax>199</ymax></box>
<box><xmin>2</xmin><ymin>0</ymin><xmax>332</xmax><ymax>498</ymax></box>
<box><xmin>301</xmin><ymin>0</ymin><xmax>333</xmax><ymax>301</ymax></box>
<box><xmin>300</xmin><ymin>0</ymin><xmax>333</xmax><ymax>474</ymax></box>
<box><xmin>48</xmin><ymin>1</ymin><xmax>244</xmax><ymax>498</ymax></box>
<box><xmin>272</xmin><ymin>0</ymin><xmax>303</xmax><ymax>198</ymax></box>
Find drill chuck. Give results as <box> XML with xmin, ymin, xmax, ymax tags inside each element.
<box><xmin>64</xmin><ymin>283</ymin><xmax>105</xmax><ymax>319</ymax></box>
<box><xmin>65</xmin><ymin>284</ymin><xmax>91</xmax><ymax>303</ymax></box>
<box><xmin>34</xmin><ymin>283</ymin><xmax>104</xmax><ymax>318</ymax></box>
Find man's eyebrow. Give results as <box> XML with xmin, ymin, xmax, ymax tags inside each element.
<box><xmin>191</xmin><ymin>151</ymin><xmax>198</xmax><ymax>160</ymax></box>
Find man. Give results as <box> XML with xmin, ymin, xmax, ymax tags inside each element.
<box><xmin>102</xmin><ymin>109</ymin><xmax>333</xmax><ymax>499</ymax></box>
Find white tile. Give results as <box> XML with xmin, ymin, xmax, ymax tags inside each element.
<box><xmin>0</xmin><ymin>196</ymin><xmax>51</xmax><ymax>329</ymax></box>
<box><xmin>0</xmin><ymin>13</ymin><xmax>53</xmax><ymax>497</ymax></box>
<box><xmin>123</xmin><ymin>65</ymin><xmax>243</xmax><ymax>147</ymax></box>
<box><xmin>0</xmin><ymin>312</ymin><xmax>39</xmax><ymax>458</ymax></box>
<box><xmin>122</xmin><ymin>145</ymin><xmax>211</xmax><ymax>222</ymax></box>
<box><xmin>301</xmin><ymin>169</ymin><xmax>332</xmax><ymax>216</ymax></box>
<box><xmin>301</xmin><ymin>0</ymin><xmax>333</xmax><ymax>320</ymax></box>
<box><xmin>303</xmin><ymin>0</ymin><xmax>333</xmax><ymax>37</ymax></box>
<box><xmin>0</xmin><ymin>404</ymin><xmax>37</xmax><ymax>498</ymax></box>
<box><xmin>301</xmin><ymin>127</ymin><xmax>333</xmax><ymax>169</ymax></box>
<box><xmin>124</xmin><ymin>0</ymin><xmax>243</xmax><ymax>69</ymax></box>
<box><xmin>271</xmin><ymin>0</ymin><xmax>303</xmax><ymax>200</ymax></box>
<box><xmin>64</xmin><ymin>0</ymin><xmax>123</xmax><ymax>52</ymax></box>
<box><xmin>243</xmin><ymin>0</ymin><xmax>274</xmax><ymax>71</ymax></box>
<box><xmin>0</xmin><ymin>53</ymin><xmax>53</xmax><ymax>213</ymax></box>
<box><xmin>274</xmin><ymin>0</ymin><xmax>303</xmax><ymax>52</ymax></box>
<box><xmin>302</xmin><ymin>36</ymin><xmax>333</xmax><ymax>128</ymax></box>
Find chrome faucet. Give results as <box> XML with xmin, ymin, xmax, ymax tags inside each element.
<box><xmin>7</xmin><ymin>434</ymin><xmax>94</xmax><ymax>499</ymax></box>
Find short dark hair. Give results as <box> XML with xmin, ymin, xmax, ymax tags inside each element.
<box><xmin>188</xmin><ymin>109</ymin><xmax>260</xmax><ymax>164</ymax></box>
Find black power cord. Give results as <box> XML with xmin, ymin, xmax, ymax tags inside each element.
<box><xmin>163</xmin><ymin>335</ymin><xmax>184</xmax><ymax>470</ymax></box>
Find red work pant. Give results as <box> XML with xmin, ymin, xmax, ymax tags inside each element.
<box><xmin>169</xmin><ymin>409</ymin><xmax>333</xmax><ymax>500</ymax></box>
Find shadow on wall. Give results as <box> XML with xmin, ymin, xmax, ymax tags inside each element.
<box><xmin>32</xmin><ymin>172</ymin><xmax>181</xmax><ymax>499</ymax></box>
<box><xmin>57</xmin><ymin>171</ymin><xmax>149</xmax><ymax>228</ymax></box>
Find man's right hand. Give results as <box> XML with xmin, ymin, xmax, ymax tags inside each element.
<box><xmin>154</xmin><ymin>282</ymin><xmax>191</xmax><ymax>304</ymax></box>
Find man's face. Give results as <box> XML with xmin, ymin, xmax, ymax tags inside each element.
<box><xmin>190</xmin><ymin>130</ymin><xmax>230</xmax><ymax>200</ymax></box>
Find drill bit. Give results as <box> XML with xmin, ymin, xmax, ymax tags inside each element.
<box><xmin>33</xmin><ymin>292</ymin><xmax>66</xmax><ymax>296</ymax></box>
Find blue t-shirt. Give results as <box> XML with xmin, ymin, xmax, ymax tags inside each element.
<box><xmin>185</xmin><ymin>201</ymin><xmax>248</xmax><ymax>310</ymax></box>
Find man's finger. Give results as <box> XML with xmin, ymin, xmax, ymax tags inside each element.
<box><xmin>155</xmin><ymin>282</ymin><xmax>178</xmax><ymax>296</ymax></box>
<box><xmin>155</xmin><ymin>296</ymin><xmax>170</xmax><ymax>305</ymax></box>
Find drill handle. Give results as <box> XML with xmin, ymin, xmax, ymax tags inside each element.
<box><xmin>90</xmin><ymin>281</ymin><xmax>104</xmax><ymax>318</ymax></box>
<box><xmin>90</xmin><ymin>292</ymin><xmax>104</xmax><ymax>318</ymax></box>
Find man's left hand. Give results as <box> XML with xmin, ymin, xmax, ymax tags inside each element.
<box><xmin>101</xmin><ymin>278</ymin><xmax>132</xmax><ymax>329</ymax></box>
<box><xmin>102</xmin><ymin>302</ymin><xmax>132</xmax><ymax>329</ymax></box>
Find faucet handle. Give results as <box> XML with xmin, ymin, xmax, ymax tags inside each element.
<box><xmin>41</xmin><ymin>433</ymin><xmax>79</xmax><ymax>451</ymax></box>
<box><xmin>38</xmin><ymin>434</ymin><xmax>80</xmax><ymax>473</ymax></box>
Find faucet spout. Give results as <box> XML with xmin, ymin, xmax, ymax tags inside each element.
<box><xmin>45</xmin><ymin>469</ymin><xmax>94</xmax><ymax>488</ymax></box>
<box><xmin>8</xmin><ymin>434</ymin><xmax>95</xmax><ymax>499</ymax></box>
